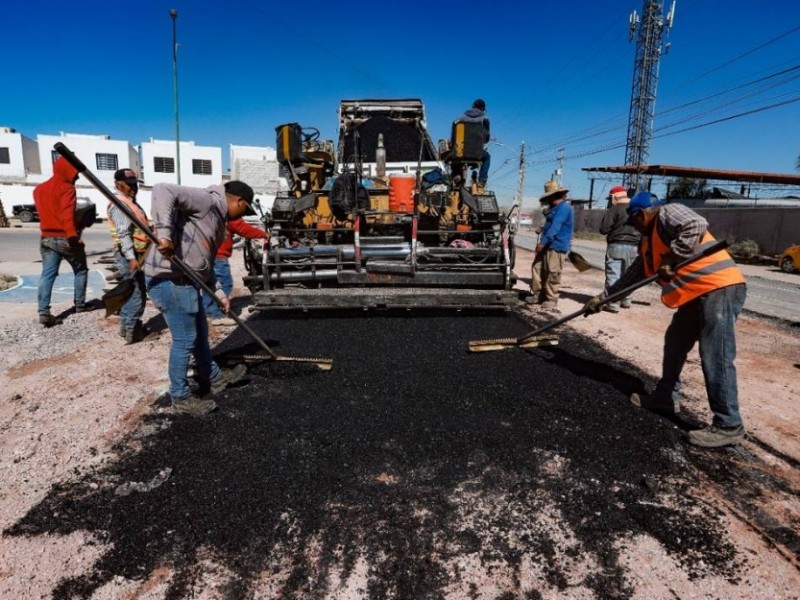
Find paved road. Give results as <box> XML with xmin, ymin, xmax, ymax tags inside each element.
<box><xmin>0</xmin><ymin>224</ymin><xmax>114</xmax><ymax>304</ymax></box>
<box><xmin>515</xmin><ymin>231</ymin><xmax>800</xmax><ymax>324</ymax></box>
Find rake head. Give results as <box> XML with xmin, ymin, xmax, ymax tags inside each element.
<box><xmin>468</xmin><ymin>334</ymin><xmax>559</xmax><ymax>353</ymax></box>
<box><xmin>240</xmin><ymin>354</ymin><xmax>334</xmax><ymax>371</ymax></box>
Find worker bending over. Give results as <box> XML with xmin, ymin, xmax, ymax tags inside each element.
<box><xmin>585</xmin><ymin>193</ymin><xmax>747</xmax><ymax>448</ymax></box>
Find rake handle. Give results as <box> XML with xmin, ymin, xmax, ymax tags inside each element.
<box><xmin>516</xmin><ymin>239</ymin><xmax>729</xmax><ymax>344</ymax></box>
<box><xmin>54</xmin><ymin>142</ymin><xmax>278</xmax><ymax>359</ymax></box>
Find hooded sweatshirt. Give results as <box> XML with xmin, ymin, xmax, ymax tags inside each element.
<box><xmin>144</xmin><ymin>183</ymin><xmax>228</xmax><ymax>283</ymax></box>
<box><xmin>459</xmin><ymin>107</ymin><xmax>491</xmax><ymax>143</ymax></box>
<box><xmin>33</xmin><ymin>157</ymin><xmax>79</xmax><ymax>239</ymax></box>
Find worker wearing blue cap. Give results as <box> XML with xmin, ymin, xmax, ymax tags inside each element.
<box><xmin>584</xmin><ymin>193</ymin><xmax>748</xmax><ymax>448</ymax></box>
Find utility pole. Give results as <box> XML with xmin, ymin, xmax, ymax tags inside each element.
<box><xmin>624</xmin><ymin>0</ymin><xmax>675</xmax><ymax>192</ymax></box>
<box><xmin>170</xmin><ymin>9</ymin><xmax>181</xmax><ymax>185</ymax></box>
<box><xmin>514</xmin><ymin>142</ymin><xmax>526</xmax><ymax>228</ymax></box>
<box><xmin>555</xmin><ymin>147</ymin><xmax>565</xmax><ymax>185</ymax></box>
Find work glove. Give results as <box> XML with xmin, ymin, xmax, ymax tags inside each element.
<box><xmin>658</xmin><ymin>253</ymin><xmax>676</xmax><ymax>281</ymax></box>
<box><xmin>583</xmin><ymin>294</ymin><xmax>606</xmax><ymax>316</ymax></box>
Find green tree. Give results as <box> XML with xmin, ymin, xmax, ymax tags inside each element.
<box><xmin>667</xmin><ymin>177</ymin><xmax>708</xmax><ymax>200</ymax></box>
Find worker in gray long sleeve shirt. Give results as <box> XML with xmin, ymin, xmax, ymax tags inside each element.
<box><xmin>109</xmin><ymin>169</ymin><xmax>152</xmax><ymax>343</ymax></box>
<box><xmin>143</xmin><ymin>180</ymin><xmax>256</xmax><ymax>416</ymax></box>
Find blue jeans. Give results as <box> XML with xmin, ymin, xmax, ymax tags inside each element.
<box><xmin>146</xmin><ymin>277</ymin><xmax>221</xmax><ymax>400</ymax></box>
<box><xmin>115</xmin><ymin>252</ymin><xmax>146</xmax><ymax>332</ymax></box>
<box><xmin>201</xmin><ymin>258</ymin><xmax>233</xmax><ymax>318</ymax></box>
<box><xmin>655</xmin><ymin>283</ymin><xmax>747</xmax><ymax>428</ymax></box>
<box><xmin>478</xmin><ymin>150</ymin><xmax>491</xmax><ymax>186</ymax></box>
<box><xmin>38</xmin><ymin>237</ymin><xmax>88</xmax><ymax>316</ymax></box>
<box><xmin>604</xmin><ymin>243</ymin><xmax>638</xmax><ymax>309</ymax></box>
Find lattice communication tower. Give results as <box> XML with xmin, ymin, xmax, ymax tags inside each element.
<box><xmin>624</xmin><ymin>0</ymin><xmax>675</xmax><ymax>192</ymax></box>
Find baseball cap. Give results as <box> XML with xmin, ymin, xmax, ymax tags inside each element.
<box><xmin>114</xmin><ymin>168</ymin><xmax>138</xmax><ymax>185</ymax></box>
<box><xmin>224</xmin><ymin>180</ymin><xmax>256</xmax><ymax>215</ymax></box>
<box><xmin>607</xmin><ymin>185</ymin><xmax>627</xmax><ymax>199</ymax></box>
<box><xmin>626</xmin><ymin>192</ymin><xmax>661</xmax><ymax>224</ymax></box>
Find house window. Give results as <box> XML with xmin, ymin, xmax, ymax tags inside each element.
<box><xmin>192</xmin><ymin>159</ymin><xmax>213</xmax><ymax>175</ymax></box>
<box><xmin>96</xmin><ymin>153</ymin><xmax>118</xmax><ymax>170</ymax></box>
<box><xmin>0</xmin><ymin>147</ymin><xmax>9</xmax><ymax>164</ymax></box>
<box><xmin>154</xmin><ymin>157</ymin><xmax>175</xmax><ymax>173</ymax></box>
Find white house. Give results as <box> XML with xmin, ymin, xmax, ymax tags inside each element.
<box><xmin>0</xmin><ymin>127</ymin><xmax>41</xmax><ymax>181</ymax></box>
<box><xmin>229</xmin><ymin>144</ymin><xmax>281</xmax><ymax>211</ymax></box>
<box><xmin>139</xmin><ymin>139</ymin><xmax>221</xmax><ymax>187</ymax></box>
<box><xmin>31</xmin><ymin>132</ymin><xmax>140</xmax><ymax>214</ymax></box>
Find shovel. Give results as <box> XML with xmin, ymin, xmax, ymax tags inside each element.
<box><xmin>469</xmin><ymin>240</ymin><xmax>729</xmax><ymax>352</ymax></box>
<box><xmin>101</xmin><ymin>278</ymin><xmax>135</xmax><ymax>317</ymax></box>
<box><xmin>54</xmin><ymin>142</ymin><xmax>333</xmax><ymax>371</ymax></box>
<box><xmin>567</xmin><ymin>251</ymin><xmax>596</xmax><ymax>272</ymax></box>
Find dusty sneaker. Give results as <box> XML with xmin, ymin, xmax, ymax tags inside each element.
<box><xmin>687</xmin><ymin>425</ymin><xmax>745</xmax><ymax>448</ymax></box>
<box><xmin>523</xmin><ymin>296</ymin><xmax>541</xmax><ymax>305</ymax></box>
<box><xmin>210</xmin><ymin>364</ymin><xmax>248</xmax><ymax>394</ymax></box>
<box><xmin>630</xmin><ymin>392</ymin><xmax>678</xmax><ymax>417</ymax></box>
<box><xmin>602</xmin><ymin>304</ymin><xmax>620</xmax><ymax>313</ymax></box>
<box><xmin>172</xmin><ymin>395</ymin><xmax>217</xmax><ymax>416</ymax></box>
<box><xmin>39</xmin><ymin>314</ymin><xmax>63</xmax><ymax>327</ymax></box>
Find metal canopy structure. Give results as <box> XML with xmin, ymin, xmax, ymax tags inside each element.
<box><xmin>583</xmin><ymin>164</ymin><xmax>800</xmax><ymax>186</ymax></box>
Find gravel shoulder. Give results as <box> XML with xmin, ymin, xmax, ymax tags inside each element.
<box><xmin>0</xmin><ymin>246</ymin><xmax>798</xmax><ymax>598</ymax></box>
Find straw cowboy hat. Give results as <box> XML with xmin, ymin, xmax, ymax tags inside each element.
<box><xmin>539</xmin><ymin>179</ymin><xmax>569</xmax><ymax>203</ymax></box>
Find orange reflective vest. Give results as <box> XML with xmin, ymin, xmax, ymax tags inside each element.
<box><xmin>642</xmin><ymin>228</ymin><xmax>745</xmax><ymax>308</ymax></box>
<box><xmin>107</xmin><ymin>194</ymin><xmax>151</xmax><ymax>255</ymax></box>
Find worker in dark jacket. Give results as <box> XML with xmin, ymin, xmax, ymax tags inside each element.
<box><xmin>585</xmin><ymin>193</ymin><xmax>747</xmax><ymax>448</ymax></box>
<box><xmin>458</xmin><ymin>98</ymin><xmax>491</xmax><ymax>187</ymax></box>
<box><xmin>598</xmin><ymin>186</ymin><xmax>640</xmax><ymax>313</ymax></box>
<box><xmin>33</xmin><ymin>157</ymin><xmax>90</xmax><ymax>327</ymax></box>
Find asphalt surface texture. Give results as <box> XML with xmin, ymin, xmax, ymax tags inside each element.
<box><xmin>6</xmin><ymin>309</ymin><xmax>767</xmax><ymax>599</ymax></box>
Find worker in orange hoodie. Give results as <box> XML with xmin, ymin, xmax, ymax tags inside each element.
<box><xmin>34</xmin><ymin>157</ymin><xmax>90</xmax><ymax>327</ymax></box>
<box><xmin>203</xmin><ymin>217</ymin><xmax>268</xmax><ymax>325</ymax></box>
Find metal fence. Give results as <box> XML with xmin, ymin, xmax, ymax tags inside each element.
<box><xmin>575</xmin><ymin>206</ymin><xmax>800</xmax><ymax>256</ymax></box>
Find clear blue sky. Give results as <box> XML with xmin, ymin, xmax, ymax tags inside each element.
<box><xmin>3</xmin><ymin>0</ymin><xmax>798</xmax><ymax>207</ymax></box>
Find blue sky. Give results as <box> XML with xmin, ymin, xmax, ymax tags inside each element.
<box><xmin>3</xmin><ymin>0</ymin><xmax>798</xmax><ymax>207</ymax></box>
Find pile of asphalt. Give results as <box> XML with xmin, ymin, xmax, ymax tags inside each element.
<box><xmin>7</xmin><ymin>311</ymin><xmax>747</xmax><ymax>599</ymax></box>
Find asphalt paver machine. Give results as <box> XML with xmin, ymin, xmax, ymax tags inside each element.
<box><xmin>244</xmin><ymin>99</ymin><xmax>517</xmax><ymax>310</ymax></box>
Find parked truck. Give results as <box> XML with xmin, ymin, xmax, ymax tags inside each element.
<box><xmin>243</xmin><ymin>99</ymin><xmax>516</xmax><ymax>309</ymax></box>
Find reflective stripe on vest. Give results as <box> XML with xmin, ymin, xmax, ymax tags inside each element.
<box><xmin>642</xmin><ymin>231</ymin><xmax>745</xmax><ymax>308</ymax></box>
<box><xmin>107</xmin><ymin>194</ymin><xmax>151</xmax><ymax>254</ymax></box>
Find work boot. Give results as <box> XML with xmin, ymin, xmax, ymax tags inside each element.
<box><xmin>39</xmin><ymin>314</ymin><xmax>63</xmax><ymax>327</ymax></box>
<box><xmin>541</xmin><ymin>300</ymin><xmax>559</xmax><ymax>311</ymax></box>
<box><xmin>125</xmin><ymin>324</ymin><xmax>155</xmax><ymax>345</ymax></box>
<box><xmin>630</xmin><ymin>392</ymin><xmax>678</xmax><ymax>417</ymax></box>
<box><xmin>524</xmin><ymin>296</ymin><xmax>541</xmax><ymax>305</ymax></box>
<box><xmin>172</xmin><ymin>394</ymin><xmax>217</xmax><ymax>416</ymax></box>
<box><xmin>602</xmin><ymin>304</ymin><xmax>620</xmax><ymax>314</ymax></box>
<box><xmin>75</xmin><ymin>303</ymin><xmax>94</xmax><ymax>313</ymax></box>
<box><xmin>620</xmin><ymin>300</ymin><xmax>632</xmax><ymax>309</ymax></box>
<box><xmin>210</xmin><ymin>364</ymin><xmax>248</xmax><ymax>394</ymax></box>
<box><xmin>687</xmin><ymin>425</ymin><xmax>746</xmax><ymax>448</ymax></box>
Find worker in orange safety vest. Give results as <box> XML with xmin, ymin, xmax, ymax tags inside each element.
<box><xmin>108</xmin><ymin>168</ymin><xmax>152</xmax><ymax>344</ymax></box>
<box><xmin>584</xmin><ymin>192</ymin><xmax>747</xmax><ymax>448</ymax></box>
